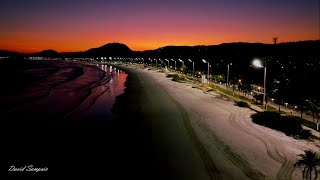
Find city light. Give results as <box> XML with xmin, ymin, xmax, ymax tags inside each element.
<box><xmin>252</xmin><ymin>58</ymin><xmax>267</xmax><ymax>110</ymax></box>
<box><xmin>252</xmin><ymin>59</ymin><xmax>263</xmax><ymax>68</ymax></box>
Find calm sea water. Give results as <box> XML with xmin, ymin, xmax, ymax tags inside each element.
<box><xmin>5</xmin><ymin>62</ymin><xmax>128</xmax><ymax>176</ymax></box>
<box><xmin>82</xmin><ymin>64</ymin><xmax>128</xmax><ymax>122</ymax></box>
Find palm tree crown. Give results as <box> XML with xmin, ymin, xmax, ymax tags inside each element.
<box><xmin>294</xmin><ymin>150</ymin><xmax>320</xmax><ymax>179</ymax></box>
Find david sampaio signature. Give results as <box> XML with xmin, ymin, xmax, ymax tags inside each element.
<box><xmin>8</xmin><ymin>165</ymin><xmax>48</xmax><ymax>173</ymax></box>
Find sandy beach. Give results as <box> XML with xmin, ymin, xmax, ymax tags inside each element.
<box><xmin>112</xmin><ymin>63</ymin><xmax>319</xmax><ymax>180</ymax></box>
<box><xmin>5</xmin><ymin>61</ymin><xmax>318</xmax><ymax>179</ymax></box>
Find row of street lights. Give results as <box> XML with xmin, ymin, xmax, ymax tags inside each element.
<box><xmin>120</xmin><ymin>57</ymin><xmax>261</xmax><ymax>98</ymax></box>
<box><xmin>112</xmin><ymin>57</ymin><xmax>265</xmax><ymax>108</ymax></box>
<box><xmin>112</xmin><ymin>57</ymin><xmax>320</xmax><ymax>131</ymax></box>
<box><xmin>113</xmin><ymin>56</ymin><xmax>311</xmax><ymax>114</ymax></box>
<box><xmin>110</xmin><ymin>57</ymin><xmax>317</xmax><ymax>120</ymax></box>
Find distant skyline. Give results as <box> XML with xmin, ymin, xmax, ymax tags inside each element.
<box><xmin>1</xmin><ymin>0</ymin><xmax>319</xmax><ymax>53</ymax></box>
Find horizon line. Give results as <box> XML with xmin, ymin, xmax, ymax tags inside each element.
<box><xmin>1</xmin><ymin>39</ymin><xmax>319</xmax><ymax>54</ymax></box>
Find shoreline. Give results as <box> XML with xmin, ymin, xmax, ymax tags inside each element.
<box><xmin>5</xmin><ymin>61</ymin><xmax>130</xmax><ymax>178</ymax></box>
<box><xmin>109</xmin><ymin>63</ymin><xmax>212</xmax><ymax>180</ymax></box>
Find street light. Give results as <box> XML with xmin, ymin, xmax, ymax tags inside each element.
<box><xmin>306</xmin><ymin>100</ymin><xmax>320</xmax><ymax>110</ymax></box>
<box><xmin>159</xmin><ymin>58</ymin><xmax>163</xmax><ymax>67</ymax></box>
<box><xmin>178</xmin><ymin>59</ymin><xmax>185</xmax><ymax>66</ymax></box>
<box><xmin>165</xmin><ymin>59</ymin><xmax>170</xmax><ymax>70</ymax></box>
<box><xmin>227</xmin><ymin>63</ymin><xmax>232</xmax><ymax>91</ymax></box>
<box><xmin>188</xmin><ymin>59</ymin><xmax>194</xmax><ymax>81</ymax></box>
<box><xmin>171</xmin><ymin>59</ymin><xmax>176</xmax><ymax>70</ymax></box>
<box><xmin>252</xmin><ymin>58</ymin><xmax>267</xmax><ymax>110</ymax></box>
<box><xmin>306</xmin><ymin>99</ymin><xmax>320</xmax><ymax>130</ymax></box>
<box><xmin>154</xmin><ymin>58</ymin><xmax>158</xmax><ymax>68</ymax></box>
<box><xmin>178</xmin><ymin>59</ymin><xmax>185</xmax><ymax>73</ymax></box>
<box><xmin>202</xmin><ymin>59</ymin><xmax>209</xmax><ymax>84</ymax></box>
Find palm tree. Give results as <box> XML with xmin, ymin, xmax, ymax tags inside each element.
<box><xmin>294</xmin><ymin>150</ymin><xmax>320</xmax><ymax>179</ymax></box>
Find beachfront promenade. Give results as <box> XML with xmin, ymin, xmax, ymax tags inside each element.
<box><xmin>210</xmin><ymin>82</ymin><xmax>320</xmax><ymax>139</ymax></box>
<box><xmin>106</xmin><ymin>62</ymin><xmax>319</xmax><ymax>180</ymax></box>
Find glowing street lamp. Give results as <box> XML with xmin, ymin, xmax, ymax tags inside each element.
<box><xmin>165</xmin><ymin>59</ymin><xmax>170</xmax><ymax>69</ymax></box>
<box><xmin>158</xmin><ymin>58</ymin><xmax>162</xmax><ymax>66</ymax></box>
<box><xmin>171</xmin><ymin>59</ymin><xmax>176</xmax><ymax>70</ymax></box>
<box><xmin>202</xmin><ymin>59</ymin><xmax>209</xmax><ymax>84</ymax></box>
<box><xmin>178</xmin><ymin>59</ymin><xmax>184</xmax><ymax>66</ymax></box>
<box><xmin>227</xmin><ymin>63</ymin><xmax>232</xmax><ymax>91</ymax></box>
<box><xmin>252</xmin><ymin>58</ymin><xmax>267</xmax><ymax>110</ymax></box>
<box><xmin>188</xmin><ymin>59</ymin><xmax>194</xmax><ymax>81</ymax></box>
<box><xmin>306</xmin><ymin>100</ymin><xmax>320</xmax><ymax>110</ymax></box>
<box><xmin>178</xmin><ymin>59</ymin><xmax>185</xmax><ymax>73</ymax></box>
<box><xmin>154</xmin><ymin>58</ymin><xmax>158</xmax><ymax>68</ymax></box>
<box><xmin>252</xmin><ymin>59</ymin><xmax>264</xmax><ymax>68</ymax></box>
<box><xmin>306</xmin><ymin>99</ymin><xmax>320</xmax><ymax>130</ymax></box>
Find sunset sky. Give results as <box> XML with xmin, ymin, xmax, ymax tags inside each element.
<box><xmin>1</xmin><ymin>0</ymin><xmax>319</xmax><ymax>53</ymax></box>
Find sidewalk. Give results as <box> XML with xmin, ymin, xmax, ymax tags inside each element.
<box><xmin>212</xmin><ymin>82</ymin><xmax>319</xmax><ymax>124</ymax></box>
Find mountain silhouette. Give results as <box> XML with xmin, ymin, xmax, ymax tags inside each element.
<box><xmin>0</xmin><ymin>50</ymin><xmax>21</xmax><ymax>57</ymax></box>
<box><xmin>85</xmin><ymin>42</ymin><xmax>132</xmax><ymax>57</ymax></box>
<box><xmin>32</xmin><ymin>49</ymin><xmax>59</xmax><ymax>57</ymax></box>
<box><xmin>1</xmin><ymin>40</ymin><xmax>319</xmax><ymax>59</ymax></box>
<box><xmin>144</xmin><ymin>40</ymin><xmax>319</xmax><ymax>60</ymax></box>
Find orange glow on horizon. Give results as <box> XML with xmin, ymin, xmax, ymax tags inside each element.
<box><xmin>1</xmin><ymin>34</ymin><xmax>318</xmax><ymax>54</ymax></box>
<box><xmin>1</xmin><ymin>0</ymin><xmax>318</xmax><ymax>53</ymax></box>
<box><xmin>0</xmin><ymin>17</ymin><xmax>317</xmax><ymax>53</ymax></box>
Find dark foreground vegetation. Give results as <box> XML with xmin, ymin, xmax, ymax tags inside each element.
<box><xmin>235</xmin><ymin>101</ymin><xmax>250</xmax><ymax>108</ymax></box>
<box><xmin>252</xmin><ymin>112</ymin><xmax>312</xmax><ymax>139</ymax></box>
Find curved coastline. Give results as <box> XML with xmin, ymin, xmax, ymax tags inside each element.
<box><xmin>6</xmin><ymin>61</ymin><xmax>128</xmax><ymax>178</ymax></box>
<box><xmin>6</xmin><ymin>61</ymin><xmax>318</xmax><ymax>179</ymax></box>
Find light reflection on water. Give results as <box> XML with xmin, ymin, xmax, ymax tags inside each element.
<box><xmin>83</xmin><ymin>64</ymin><xmax>127</xmax><ymax>122</ymax></box>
